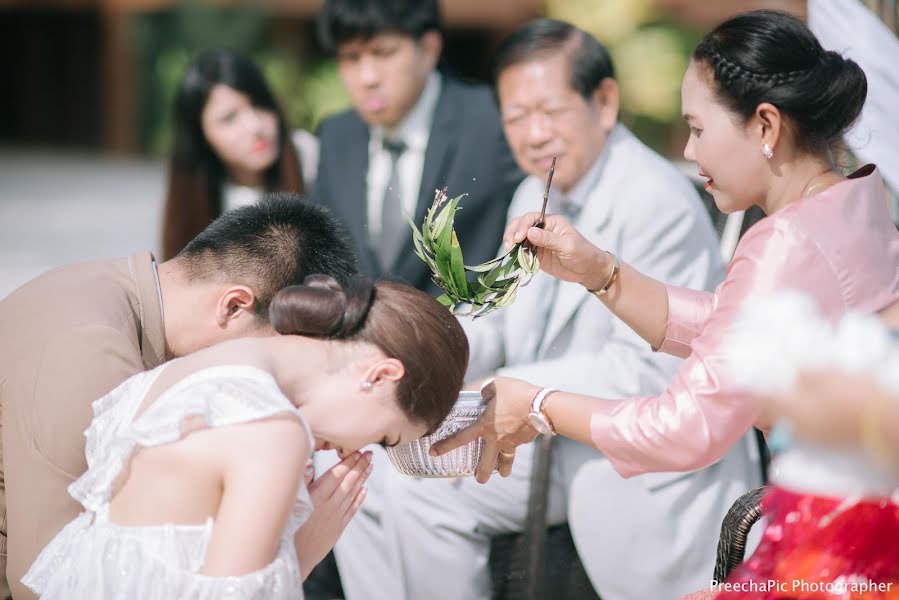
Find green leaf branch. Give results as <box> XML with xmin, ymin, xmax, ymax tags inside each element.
<box><xmin>406</xmin><ymin>188</ymin><xmax>540</xmax><ymax>318</ymax></box>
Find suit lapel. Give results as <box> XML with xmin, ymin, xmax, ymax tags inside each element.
<box><xmin>537</xmin><ymin>281</ymin><xmax>589</xmax><ymax>358</ymax></box>
<box><xmin>538</xmin><ymin>174</ymin><xmax>615</xmax><ymax>351</ymax></box>
<box><xmin>537</xmin><ymin>127</ymin><xmax>631</xmax><ymax>350</ymax></box>
<box><xmin>508</xmin><ymin>271</ymin><xmax>556</xmax><ymax>363</ymax></box>
<box><xmin>344</xmin><ymin>123</ymin><xmax>371</xmax><ymax>242</ymax></box>
<box><xmin>340</xmin><ymin>121</ymin><xmax>379</xmax><ymax>274</ymax></box>
<box><xmin>418</xmin><ymin>76</ymin><xmax>458</xmax><ymax>218</ymax></box>
<box><xmin>392</xmin><ymin>75</ymin><xmax>458</xmax><ymax>277</ymax></box>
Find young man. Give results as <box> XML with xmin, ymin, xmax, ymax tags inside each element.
<box><xmin>378</xmin><ymin>20</ymin><xmax>762</xmax><ymax>599</ymax></box>
<box><xmin>0</xmin><ymin>195</ymin><xmax>358</xmax><ymax>599</ymax></box>
<box><xmin>312</xmin><ymin>0</ymin><xmax>523</xmax><ymax>296</ymax></box>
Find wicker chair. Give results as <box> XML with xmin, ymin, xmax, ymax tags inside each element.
<box><xmin>712</xmin><ymin>485</ymin><xmax>769</xmax><ymax>583</ymax></box>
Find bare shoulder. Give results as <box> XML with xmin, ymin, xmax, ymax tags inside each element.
<box><xmin>216</xmin><ymin>415</ymin><xmax>309</xmax><ymax>465</ymax></box>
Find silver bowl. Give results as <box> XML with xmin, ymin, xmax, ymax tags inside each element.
<box><xmin>386</xmin><ymin>391</ymin><xmax>487</xmax><ymax>477</ymax></box>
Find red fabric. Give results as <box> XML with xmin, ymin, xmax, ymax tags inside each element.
<box><xmin>716</xmin><ymin>486</ymin><xmax>899</xmax><ymax>599</ymax></box>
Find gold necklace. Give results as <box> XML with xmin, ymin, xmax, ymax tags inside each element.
<box><xmin>801</xmin><ymin>181</ymin><xmax>834</xmax><ymax>198</ymax></box>
<box><xmin>799</xmin><ymin>170</ymin><xmax>839</xmax><ymax>199</ymax></box>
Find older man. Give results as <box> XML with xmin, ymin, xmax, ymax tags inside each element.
<box><xmin>381</xmin><ymin>20</ymin><xmax>761</xmax><ymax>600</ymax></box>
<box><xmin>0</xmin><ymin>195</ymin><xmax>360</xmax><ymax>599</ymax></box>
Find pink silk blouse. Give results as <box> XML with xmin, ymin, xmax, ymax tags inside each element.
<box><xmin>590</xmin><ymin>165</ymin><xmax>899</xmax><ymax>477</ymax></box>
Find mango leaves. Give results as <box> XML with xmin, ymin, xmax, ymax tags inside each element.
<box><xmin>407</xmin><ymin>188</ymin><xmax>539</xmax><ymax>318</ymax></box>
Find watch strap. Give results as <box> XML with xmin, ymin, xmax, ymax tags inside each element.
<box><xmin>531</xmin><ymin>388</ymin><xmax>559</xmax><ymax>434</ymax></box>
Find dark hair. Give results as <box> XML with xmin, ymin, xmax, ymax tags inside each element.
<box><xmin>492</xmin><ymin>19</ymin><xmax>615</xmax><ymax>100</ymax></box>
<box><xmin>692</xmin><ymin>10</ymin><xmax>866</xmax><ymax>154</ymax></box>
<box><xmin>161</xmin><ymin>50</ymin><xmax>304</xmax><ymax>261</ymax></box>
<box><xmin>317</xmin><ymin>0</ymin><xmax>442</xmax><ymax>53</ymax></box>
<box><xmin>176</xmin><ymin>193</ymin><xmax>358</xmax><ymax>321</ymax></box>
<box><xmin>270</xmin><ymin>274</ymin><xmax>469</xmax><ymax>431</ymax></box>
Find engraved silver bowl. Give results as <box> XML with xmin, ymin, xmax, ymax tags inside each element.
<box><xmin>386</xmin><ymin>391</ymin><xmax>487</xmax><ymax>477</ymax></box>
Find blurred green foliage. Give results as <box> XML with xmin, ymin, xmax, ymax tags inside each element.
<box><xmin>131</xmin><ymin>3</ymin><xmax>349</xmax><ymax>157</ymax></box>
<box><xmin>263</xmin><ymin>56</ymin><xmax>350</xmax><ymax>141</ymax></box>
<box><xmin>133</xmin><ymin>0</ymin><xmax>706</xmax><ymax>158</ymax></box>
<box><xmin>547</xmin><ymin>0</ymin><xmax>702</xmax><ymax>154</ymax></box>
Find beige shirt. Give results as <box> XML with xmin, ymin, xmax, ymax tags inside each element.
<box><xmin>0</xmin><ymin>251</ymin><xmax>164</xmax><ymax>600</ymax></box>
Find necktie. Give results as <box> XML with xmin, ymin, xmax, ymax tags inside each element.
<box><xmin>532</xmin><ymin>196</ymin><xmax>581</xmax><ymax>357</ymax></box>
<box><xmin>379</xmin><ymin>137</ymin><xmax>407</xmax><ymax>270</ymax></box>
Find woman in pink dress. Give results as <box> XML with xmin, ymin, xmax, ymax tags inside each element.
<box><xmin>434</xmin><ymin>9</ymin><xmax>899</xmax><ymax>598</ymax></box>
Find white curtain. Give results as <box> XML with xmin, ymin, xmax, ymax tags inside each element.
<box><xmin>809</xmin><ymin>0</ymin><xmax>899</xmax><ymax>199</ymax></box>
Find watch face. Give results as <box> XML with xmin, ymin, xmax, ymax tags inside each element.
<box><xmin>528</xmin><ymin>412</ymin><xmax>552</xmax><ymax>436</ymax></box>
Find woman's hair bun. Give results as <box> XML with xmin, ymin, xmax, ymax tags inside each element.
<box><xmin>269</xmin><ymin>274</ymin><xmax>375</xmax><ymax>339</ymax></box>
<box><xmin>692</xmin><ymin>10</ymin><xmax>867</xmax><ymax>152</ymax></box>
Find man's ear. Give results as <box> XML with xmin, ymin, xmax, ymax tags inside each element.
<box><xmin>419</xmin><ymin>30</ymin><xmax>443</xmax><ymax>71</ymax></box>
<box><xmin>215</xmin><ymin>285</ymin><xmax>257</xmax><ymax>328</ymax></box>
<box><xmin>592</xmin><ymin>77</ymin><xmax>620</xmax><ymax>134</ymax></box>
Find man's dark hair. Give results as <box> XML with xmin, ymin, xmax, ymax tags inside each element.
<box><xmin>317</xmin><ymin>0</ymin><xmax>442</xmax><ymax>53</ymax></box>
<box><xmin>177</xmin><ymin>193</ymin><xmax>358</xmax><ymax>321</ymax></box>
<box><xmin>491</xmin><ymin>19</ymin><xmax>615</xmax><ymax>100</ymax></box>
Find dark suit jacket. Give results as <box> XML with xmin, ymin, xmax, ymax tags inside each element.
<box><xmin>312</xmin><ymin>73</ymin><xmax>524</xmax><ymax>296</ymax></box>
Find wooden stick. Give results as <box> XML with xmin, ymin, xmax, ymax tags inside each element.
<box><xmin>535</xmin><ymin>156</ymin><xmax>556</xmax><ymax>229</ymax></box>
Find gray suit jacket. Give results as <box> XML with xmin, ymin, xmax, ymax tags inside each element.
<box><xmin>312</xmin><ymin>73</ymin><xmax>524</xmax><ymax>296</ymax></box>
<box><xmin>465</xmin><ymin>125</ymin><xmax>725</xmax><ymax>400</ymax></box>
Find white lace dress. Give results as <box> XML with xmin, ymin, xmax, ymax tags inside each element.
<box><xmin>23</xmin><ymin>365</ymin><xmax>312</xmax><ymax>599</ymax></box>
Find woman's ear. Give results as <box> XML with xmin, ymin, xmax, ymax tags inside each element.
<box><xmin>754</xmin><ymin>102</ymin><xmax>783</xmax><ymax>153</ymax></box>
<box><xmin>364</xmin><ymin>358</ymin><xmax>406</xmax><ymax>387</ymax></box>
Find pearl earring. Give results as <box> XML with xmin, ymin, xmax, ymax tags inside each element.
<box><xmin>761</xmin><ymin>143</ymin><xmax>773</xmax><ymax>160</ymax></box>
<box><xmin>361</xmin><ymin>380</ymin><xmax>373</xmax><ymax>392</ymax></box>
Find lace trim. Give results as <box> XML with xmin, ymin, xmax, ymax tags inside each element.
<box><xmin>71</xmin><ymin>365</ymin><xmax>309</xmax><ymax>515</ymax></box>
<box><xmin>23</xmin><ymin>513</ymin><xmax>303</xmax><ymax>599</ymax></box>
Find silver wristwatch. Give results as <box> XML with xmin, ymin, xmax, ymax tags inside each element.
<box><xmin>527</xmin><ymin>388</ymin><xmax>558</xmax><ymax>436</ymax></box>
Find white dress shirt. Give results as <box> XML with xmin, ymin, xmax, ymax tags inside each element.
<box><xmin>366</xmin><ymin>72</ymin><xmax>442</xmax><ymax>239</ymax></box>
<box><xmin>810</xmin><ymin>0</ymin><xmax>899</xmax><ymax>197</ymax></box>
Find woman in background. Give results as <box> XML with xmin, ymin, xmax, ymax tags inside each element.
<box><xmin>161</xmin><ymin>49</ymin><xmax>318</xmax><ymax>260</ymax></box>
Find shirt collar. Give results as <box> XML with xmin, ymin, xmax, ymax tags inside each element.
<box><xmin>372</xmin><ymin>72</ymin><xmax>442</xmax><ymax>151</ymax></box>
<box><xmin>551</xmin><ymin>124</ymin><xmax>624</xmax><ymax>216</ymax></box>
<box><xmin>152</xmin><ymin>259</ymin><xmax>165</xmax><ymax>324</ymax></box>
<box><xmin>128</xmin><ymin>251</ymin><xmax>166</xmax><ymax>368</ymax></box>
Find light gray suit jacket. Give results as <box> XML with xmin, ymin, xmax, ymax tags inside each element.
<box><xmin>465</xmin><ymin>125</ymin><xmax>723</xmax><ymax>402</ymax></box>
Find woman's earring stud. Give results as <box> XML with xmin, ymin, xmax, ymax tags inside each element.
<box><xmin>361</xmin><ymin>380</ymin><xmax>373</xmax><ymax>392</ymax></box>
<box><xmin>761</xmin><ymin>143</ymin><xmax>773</xmax><ymax>159</ymax></box>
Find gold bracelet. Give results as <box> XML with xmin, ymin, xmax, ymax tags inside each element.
<box><xmin>860</xmin><ymin>391</ymin><xmax>896</xmax><ymax>465</ymax></box>
<box><xmin>587</xmin><ymin>252</ymin><xmax>620</xmax><ymax>297</ymax></box>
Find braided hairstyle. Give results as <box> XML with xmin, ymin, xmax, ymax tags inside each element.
<box><xmin>693</xmin><ymin>10</ymin><xmax>867</xmax><ymax>154</ymax></box>
<box><xmin>269</xmin><ymin>274</ymin><xmax>469</xmax><ymax>433</ymax></box>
